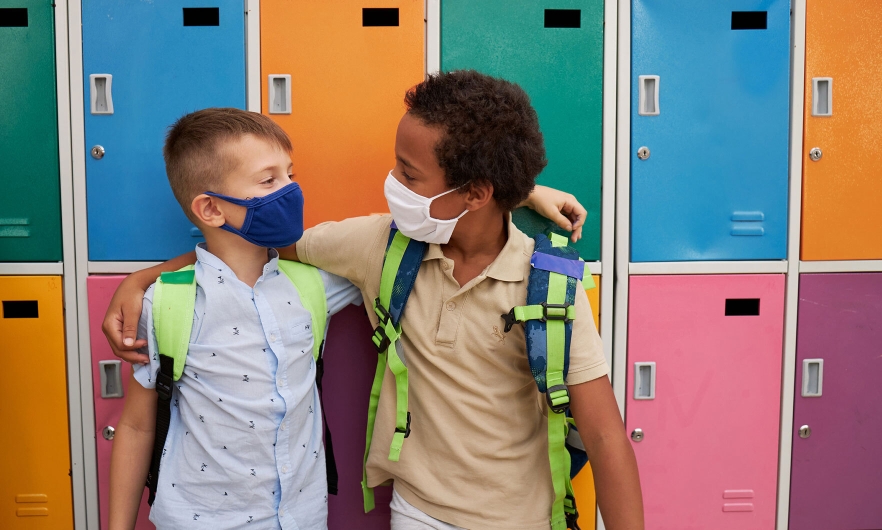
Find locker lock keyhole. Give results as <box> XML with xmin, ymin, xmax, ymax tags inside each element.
<box><xmin>809</xmin><ymin>147</ymin><xmax>822</xmax><ymax>162</ymax></box>
<box><xmin>102</xmin><ymin>425</ymin><xmax>115</xmax><ymax>441</ymax></box>
<box><xmin>630</xmin><ymin>428</ymin><xmax>644</xmax><ymax>442</ymax></box>
<box><xmin>798</xmin><ymin>425</ymin><xmax>811</xmax><ymax>439</ymax></box>
<box><xmin>637</xmin><ymin>146</ymin><xmax>650</xmax><ymax>160</ymax></box>
<box><xmin>91</xmin><ymin>145</ymin><xmax>105</xmax><ymax>160</ymax></box>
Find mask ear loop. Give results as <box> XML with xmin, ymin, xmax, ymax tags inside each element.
<box><xmin>426</xmin><ymin>181</ymin><xmax>471</xmax><ymax>222</ymax></box>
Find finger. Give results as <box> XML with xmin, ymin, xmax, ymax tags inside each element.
<box><xmin>571</xmin><ymin>223</ymin><xmax>583</xmax><ymax>243</ymax></box>
<box><xmin>120</xmin><ymin>299</ymin><xmax>143</xmax><ymax>348</ymax></box>
<box><xmin>545</xmin><ymin>209</ymin><xmax>574</xmax><ymax>233</ymax></box>
<box><xmin>112</xmin><ymin>346</ymin><xmax>150</xmax><ymax>365</ymax></box>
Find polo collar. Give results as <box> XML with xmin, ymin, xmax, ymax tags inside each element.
<box><xmin>421</xmin><ymin>214</ymin><xmax>526</xmax><ymax>282</ymax></box>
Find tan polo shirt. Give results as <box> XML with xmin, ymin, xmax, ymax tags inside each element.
<box><xmin>297</xmin><ymin>214</ymin><xmax>609</xmax><ymax>530</ymax></box>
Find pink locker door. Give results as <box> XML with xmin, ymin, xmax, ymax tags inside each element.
<box><xmin>626</xmin><ymin>275</ymin><xmax>785</xmax><ymax>530</ymax></box>
<box><xmin>790</xmin><ymin>273</ymin><xmax>882</xmax><ymax>530</ymax></box>
<box><xmin>88</xmin><ymin>275</ymin><xmax>154</xmax><ymax>530</ymax></box>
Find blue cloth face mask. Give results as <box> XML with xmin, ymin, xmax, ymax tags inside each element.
<box><xmin>204</xmin><ymin>183</ymin><xmax>305</xmax><ymax>248</ymax></box>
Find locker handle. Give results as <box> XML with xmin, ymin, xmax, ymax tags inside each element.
<box><xmin>812</xmin><ymin>78</ymin><xmax>832</xmax><ymax>116</ymax></box>
<box><xmin>268</xmin><ymin>75</ymin><xmax>291</xmax><ymax>115</ymax></box>
<box><xmin>634</xmin><ymin>362</ymin><xmax>656</xmax><ymax>400</ymax></box>
<box><xmin>801</xmin><ymin>359</ymin><xmax>823</xmax><ymax>397</ymax></box>
<box><xmin>90</xmin><ymin>74</ymin><xmax>114</xmax><ymax>115</ymax></box>
<box><xmin>99</xmin><ymin>360</ymin><xmax>124</xmax><ymax>399</ymax></box>
<box><xmin>638</xmin><ymin>75</ymin><xmax>659</xmax><ymax>116</ymax></box>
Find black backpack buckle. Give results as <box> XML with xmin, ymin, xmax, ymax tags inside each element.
<box><xmin>395</xmin><ymin>411</ymin><xmax>412</xmax><ymax>438</ymax></box>
<box><xmin>545</xmin><ymin>384</ymin><xmax>570</xmax><ymax>414</ymax></box>
<box><xmin>155</xmin><ymin>370</ymin><xmax>174</xmax><ymax>402</ymax></box>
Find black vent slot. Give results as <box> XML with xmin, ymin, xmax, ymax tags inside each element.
<box><xmin>731</xmin><ymin>11</ymin><xmax>766</xmax><ymax>30</ymax></box>
<box><xmin>544</xmin><ymin>9</ymin><xmax>580</xmax><ymax>28</ymax></box>
<box><xmin>363</xmin><ymin>8</ymin><xmax>399</xmax><ymax>27</ymax></box>
<box><xmin>3</xmin><ymin>300</ymin><xmax>38</xmax><ymax>319</ymax></box>
<box><xmin>183</xmin><ymin>7</ymin><xmax>219</xmax><ymax>26</ymax></box>
<box><xmin>0</xmin><ymin>8</ymin><xmax>28</xmax><ymax>27</ymax></box>
<box><xmin>725</xmin><ymin>298</ymin><xmax>760</xmax><ymax>316</ymax></box>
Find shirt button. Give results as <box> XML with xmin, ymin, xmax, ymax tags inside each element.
<box><xmin>270</xmin><ymin>334</ymin><xmax>277</xmax><ymax>341</ymax></box>
<box><xmin>446</xmin><ymin>301</ymin><xmax>456</xmax><ymax>311</ymax></box>
<box><xmin>442</xmin><ymin>261</ymin><xmax>449</xmax><ymax>270</ymax></box>
<box><xmin>282</xmin><ymin>466</ymin><xmax>288</xmax><ymax>473</ymax></box>
<box><xmin>280</xmin><ymin>422</ymin><xmax>286</xmax><ymax>431</ymax></box>
<box><xmin>279</xmin><ymin>509</ymin><xmax>285</xmax><ymax>516</ymax></box>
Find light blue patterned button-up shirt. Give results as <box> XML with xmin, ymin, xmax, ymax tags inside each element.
<box><xmin>134</xmin><ymin>244</ymin><xmax>361</xmax><ymax>529</ymax></box>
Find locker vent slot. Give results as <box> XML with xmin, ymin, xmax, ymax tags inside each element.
<box><xmin>362</xmin><ymin>8</ymin><xmax>399</xmax><ymax>27</ymax></box>
<box><xmin>725</xmin><ymin>298</ymin><xmax>760</xmax><ymax>316</ymax></box>
<box><xmin>0</xmin><ymin>218</ymin><xmax>30</xmax><ymax>238</ymax></box>
<box><xmin>812</xmin><ymin>77</ymin><xmax>833</xmax><ymax>116</ymax></box>
<box><xmin>2</xmin><ymin>300</ymin><xmax>38</xmax><ymax>319</ymax></box>
<box><xmin>731</xmin><ymin>11</ymin><xmax>766</xmax><ymax>30</ymax></box>
<box><xmin>183</xmin><ymin>7</ymin><xmax>220</xmax><ymax>26</ymax></box>
<box><xmin>0</xmin><ymin>8</ymin><xmax>27</xmax><ymax>26</ymax></box>
<box><xmin>544</xmin><ymin>9</ymin><xmax>581</xmax><ymax>28</ymax></box>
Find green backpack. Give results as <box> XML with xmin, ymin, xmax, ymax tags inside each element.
<box><xmin>144</xmin><ymin>260</ymin><xmax>338</xmax><ymax>504</ymax></box>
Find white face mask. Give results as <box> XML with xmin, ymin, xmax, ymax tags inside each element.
<box><xmin>384</xmin><ymin>171</ymin><xmax>468</xmax><ymax>244</ymax></box>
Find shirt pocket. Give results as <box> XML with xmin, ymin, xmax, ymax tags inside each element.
<box><xmin>285</xmin><ymin>317</ymin><xmax>315</xmax><ymax>354</ymax></box>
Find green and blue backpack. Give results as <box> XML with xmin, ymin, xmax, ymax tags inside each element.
<box><xmin>363</xmin><ymin>224</ymin><xmax>594</xmax><ymax>530</ymax></box>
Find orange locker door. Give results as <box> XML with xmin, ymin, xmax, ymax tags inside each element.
<box><xmin>569</xmin><ymin>275</ymin><xmax>600</xmax><ymax>530</ymax></box>
<box><xmin>801</xmin><ymin>2</ymin><xmax>882</xmax><ymax>260</ymax></box>
<box><xmin>261</xmin><ymin>1</ymin><xmax>425</xmax><ymax>228</ymax></box>
<box><xmin>0</xmin><ymin>276</ymin><xmax>73</xmax><ymax>528</ymax></box>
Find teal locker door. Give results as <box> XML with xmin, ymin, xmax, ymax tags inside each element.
<box><xmin>0</xmin><ymin>1</ymin><xmax>62</xmax><ymax>262</ymax></box>
<box><xmin>441</xmin><ymin>1</ymin><xmax>604</xmax><ymax>260</ymax></box>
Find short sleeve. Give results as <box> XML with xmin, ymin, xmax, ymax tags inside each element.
<box><xmin>296</xmin><ymin>215</ymin><xmax>391</xmax><ymax>290</ymax></box>
<box><xmin>320</xmin><ymin>269</ymin><xmax>363</xmax><ymax>318</ymax></box>
<box><xmin>565</xmin><ymin>280</ymin><xmax>610</xmax><ymax>386</ymax></box>
<box><xmin>132</xmin><ymin>284</ymin><xmax>161</xmax><ymax>390</ymax></box>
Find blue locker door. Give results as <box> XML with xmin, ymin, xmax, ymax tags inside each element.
<box><xmin>630</xmin><ymin>1</ymin><xmax>790</xmax><ymax>262</ymax></box>
<box><xmin>83</xmin><ymin>1</ymin><xmax>245</xmax><ymax>261</ymax></box>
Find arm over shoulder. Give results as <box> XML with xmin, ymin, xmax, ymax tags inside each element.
<box><xmin>296</xmin><ymin>215</ymin><xmax>391</xmax><ymax>290</ymax></box>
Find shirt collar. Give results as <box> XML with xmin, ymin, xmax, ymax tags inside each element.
<box><xmin>421</xmin><ymin>214</ymin><xmax>527</xmax><ymax>283</ymax></box>
<box><xmin>195</xmin><ymin>243</ymin><xmax>280</xmax><ymax>277</ymax></box>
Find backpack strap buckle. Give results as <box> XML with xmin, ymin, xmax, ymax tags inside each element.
<box><xmin>394</xmin><ymin>411</ymin><xmax>412</xmax><ymax>438</ymax></box>
<box><xmin>545</xmin><ymin>384</ymin><xmax>570</xmax><ymax>414</ymax></box>
<box><xmin>540</xmin><ymin>302</ymin><xmax>574</xmax><ymax>323</ymax></box>
<box><xmin>371</xmin><ymin>298</ymin><xmax>396</xmax><ymax>353</ymax></box>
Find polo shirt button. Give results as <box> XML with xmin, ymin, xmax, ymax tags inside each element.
<box><xmin>442</xmin><ymin>262</ymin><xmax>450</xmax><ymax>270</ymax></box>
<box><xmin>282</xmin><ymin>465</ymin><xmax>288</xmax><ymax>473</ymax></box>
<box><xmin>446</xmin><ymin>301</ymin><xmax>456</xmax><ymax>311</ymax></box>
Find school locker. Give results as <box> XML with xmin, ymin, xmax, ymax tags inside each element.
<box><xmin>0</xmin><ymin>276</ymin><xmax>72</xmax><ymax>527</ymax></box>
<box><xmin>626</xmin><ymin>274</ymin><xmax>784</xmax><ymax>529</ymax></box>
<box><xmin>568</xmin><ymin>276</ymin><xmax>600</xmax><ymax>530</ymax></box>
<box><xmin>801</xmin><ymin>2</ymin><xmax>882</xmax><ymax>260</ymax></box>
<box><xmin>87</xmin><ymin>276</ymin><xmax>154</xmax><ymax>529</ymax></box>
<box><xmin>630</xmin><ymin>1</ymin><xmax>790</xmax><ymax>262</ymax></box>
<box><xmin>82</xmin><ymin>0</ymin><xmax>245</xmax><ymax>261</ymax></box>
<box><xmin>789</xmin><ymin>273</ymin><xmax>882</xmax><ymax>530</ymax></box>
<box><xmin>0</xmin><ymin>1</ymin><xmax>62</xmax><ymax>262</ymax></box>
<box><xmin>441</xmin><ymin>1</ymin><xmax>604</xmax><ymax>260</ymax></box>
<box><xmin>260</xmin><ymin>0</ymin><xmax>424</xmax><ymax>228</ymax></box>
<box><xmin>322</xmin><ymin>304</ymin><xmax>393</xmax><ymax>530</ymax></box>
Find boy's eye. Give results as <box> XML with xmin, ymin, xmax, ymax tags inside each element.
<box><xmin>287</xmin><ymin>174</ymin><xmax>295</xmax><ymax>181</ymax></box>
<box><xmin>402</xmin><ymin>172</ymin><xmax>414</xmax><ymax>182</ymax></box>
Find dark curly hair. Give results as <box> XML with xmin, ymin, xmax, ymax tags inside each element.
<box><xmin>404</xmin><ymin>70</ymin><xmax>547</xmax><ymax>212</ymax></box>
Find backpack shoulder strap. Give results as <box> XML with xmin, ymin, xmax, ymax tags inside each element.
<box><xmin>362</xmin><ymin>224</ymin><xmax>427</xmax><ymax>512</ymax></box>
<box><xmin>147</xmin><ymin>264</ymin><xmax>195</xmax><ymax>506</ymax></box>
<box><xmin>278</xmin><ymin>260</ymin><xmax>327</xmax><ymax>360</ymax></box>
<box><xmin>277</xmin><ymin>259</ymin><xmax>340</xmax><ymax>496</ymax></box>
<box><xmin>502</xmin><ymin>232</ymin><xmax>585</xmax><ymax>530</ymax></box>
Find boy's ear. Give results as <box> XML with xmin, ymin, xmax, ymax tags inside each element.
<box><xmin>462</xmin><ymin>181</ymin><xmax>495</xmax><ymax>212</ymax></box>
<box><xmin>190</xmin><ymin>194</ymin><xmax>226</xmax><ymax>227</ymax></box>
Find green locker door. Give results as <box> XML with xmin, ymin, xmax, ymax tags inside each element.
<box><xmin>441</xmin><ymin>1</ymin><xmax>604</xmax><ymax>260</ymax></box>
<box><xmin>0</xmin><ymin>1</ymin><xmax>62</xmax><ymax>262</ymax></box>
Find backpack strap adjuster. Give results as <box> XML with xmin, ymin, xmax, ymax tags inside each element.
<box><xmin>546</xmin><ymin>384</ymin><xmax>570</xmax><ymax>414</ymax></box>
<box><xmin>155</xmin><ymin>370</ymin><xmax>173</xmax><ymax>402</ymax></box>
<box><xmin>394</xmin><ymin>411</ymin><xmax>412</xmax><ymax>438</ymax></box>
<box><xmin>502</xmin><ymin>302</ymin><xmax>575</xmax><ymax>333</ymax></box>
<box><xmin>371</xmin><ymin>298</ymin><xmax>396</xmax><ymax>353</ymax></box>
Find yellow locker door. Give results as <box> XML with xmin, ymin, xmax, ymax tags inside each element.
<box><xmin>801</xmin><ymin>2</ymin><xmax>882</xmax><ymax>260</ymax></box>
<box><xmin>0</xmin><ymin>276</ymin><xmax>72</xmax><ymax>528</ymax></box>
<box><xmin>570</xmin><ymin>276</ymin><xmax>600</xmax><ymax>530</ymax></box>
<box><xmin>260</xmin><ymin>1</ymin><xmax>425</xmax><ymax>228</ymax></box>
